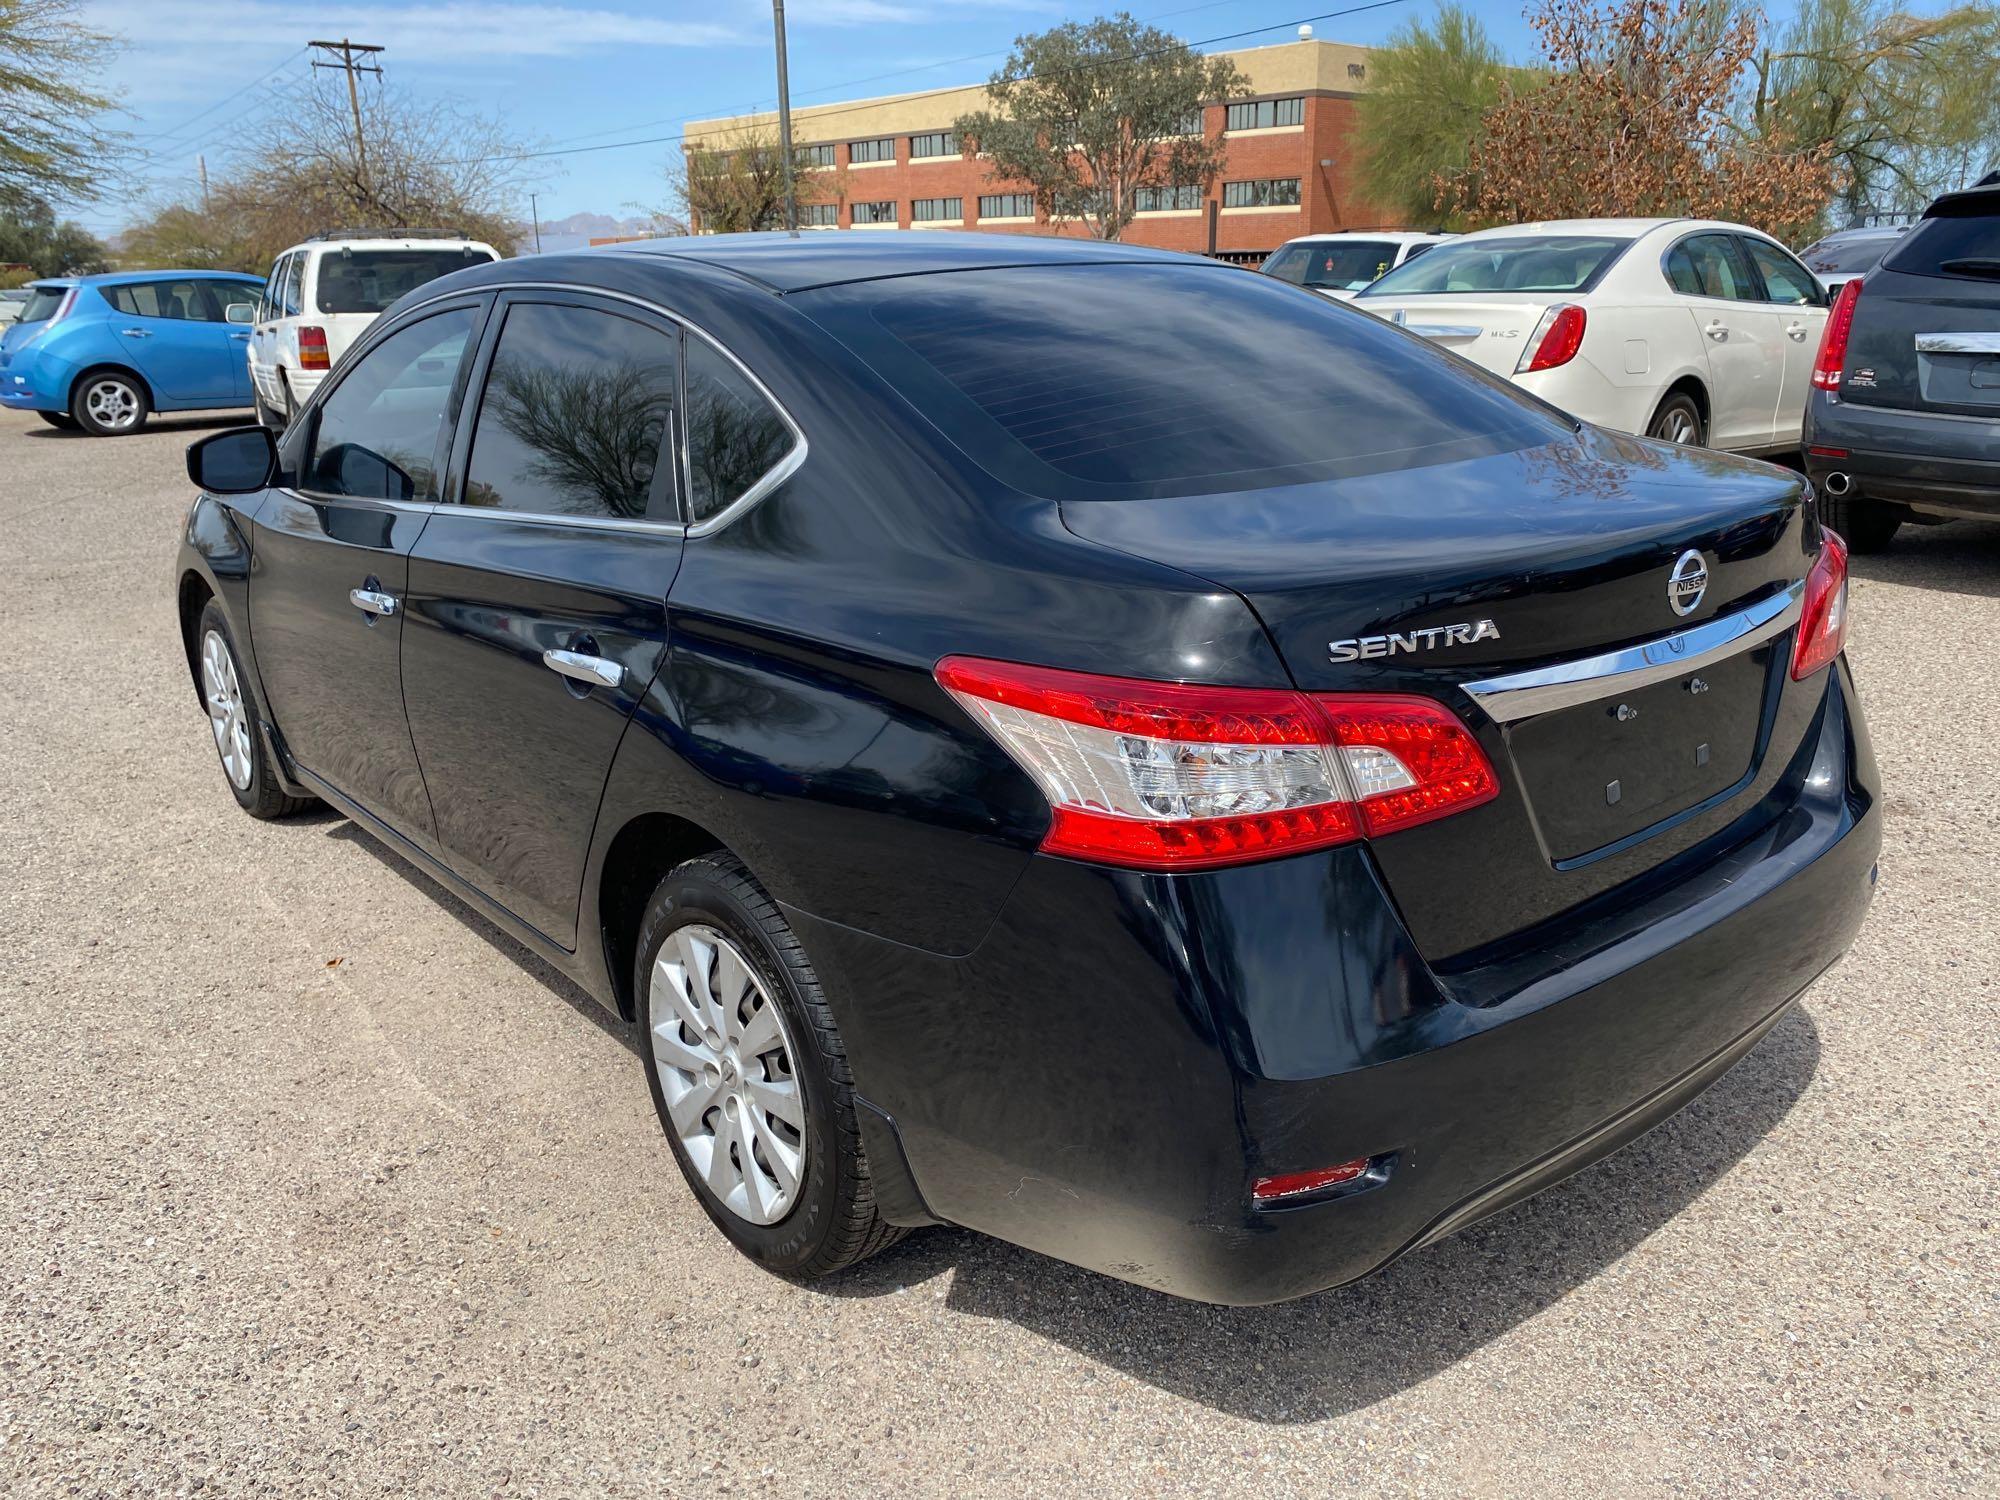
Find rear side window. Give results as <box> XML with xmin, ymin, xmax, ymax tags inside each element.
<box><xmin>462</xmin><ymin>301</ymin><xmax>678</xmax><ymax>520</ymax></box>
<box><xmin>1663</xmin><ymin>234</ymin><xmax>1758</xmax><ymax>300</ymax></box>
<box><xmin>1883</xmin><ymin>208</ymin><xmax>2000</xmax><ymax>281</ymax></box>
<box><xmin>280</xmin><ymin>256</ymin><xmax>304</xmax><ymax>318</ymax></box>
<box><xmin>314</xmin><ymin>249</ymin><xmax>496</xmax><ymax>315</ymax></box>
<box><xmin>1366</xmin><ymin>235</ymin><xmax>1630</xmax><ymax>296</ymax></box>
<box><xmin>806</xmin><ymin>263</ymin><xmax>1565</xmax><ymax>501</ymax></box>
<box><xmin>305</xmin><ymin>307</ymin><xmax>478</xmax><ymax>502</ymax></box>
<box><xmin>683</xmin><ymin>337</ymin><xmax>795</xmax><ymax>524</ymax></box>
<box><xmin>105</xmin><ymin>279</ymin><xmax>220</xmax><ymax>320</ymax></box>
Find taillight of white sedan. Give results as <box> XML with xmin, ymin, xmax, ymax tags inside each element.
<box><xmin>1354</xmin><ymin>217</ymin><xmax>1830</xmax><ymax>457</ymax></box>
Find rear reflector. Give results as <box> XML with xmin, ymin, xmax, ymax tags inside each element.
<box><xmin>1517</xmin><ymin>304</ymin><xmax>1587</xmax><ymax>373</ymax></box>
<box><xmin>933</xmin><ymin>657</ymin><xmax>1499</xmax><ymax>871</ymax></box>
<box><xmin>298</xmin><ymin>325</ymin><xmax>330</xmax><ymax>371</ymax></box>
<box><xmin>1806</xmin><ymin>445</ymin><xmax>1848</xmax><ymax>459</ymax></box>
<box><xmin>1252</xmin><ymin>1159</ymin><xmax>1371</xmax><ymax>1203</ymax></box>
<box><xmin>1812</xmin><ymin>280</ymin><xmax>1862</xmax><ymax>391</ymax></box>
<box><xmin>1791</xmin><ymin>528</ymin><xmax>1850</xmax><ymax>680</ymax></box>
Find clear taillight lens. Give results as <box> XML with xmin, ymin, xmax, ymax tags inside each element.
<box><xmin>1792</xmin><ymin>528</ymin><xmax>1850</xmax><ymax>680</ymax></box>
<box><xmin>934</xmin><ymin>657</ymin><xmax>1500</xmax><ymax>871</ymax></box>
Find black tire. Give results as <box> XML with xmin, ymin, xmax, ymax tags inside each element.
<box><xmin>1646</xmin><ymin>390</ymin><xmax>1707</xmax><ymax>448</ymax></box>
<box><xmin>636</xmin><ymin>852</ymin><xmax>905</xmax><ymax>1279</ymax></box>
<box><xmin>194</xmin><ymin>599</ymin><xmax>315</xmax><ymax>819</ymax></box>
<box><xmin>1820</xmin><ymin>489</ymin><xmax>1901</xmax><ymax>553</ymax></box>
<box><xmin>254</xmin><ymin>390</ymin><xmax>285</xmax><ymax>431</ymax></box>
<box><xmin>36</xmin><ymin>411</ymin><xmax>77</xmax><ymax>430</ymax></box>
<box><xmin>69</xmin><ymin>368</ymin><xmax>149</xmax><ymax>436</ymax></box>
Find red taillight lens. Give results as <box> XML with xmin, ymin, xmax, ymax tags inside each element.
<box><xmin>1517</xmin><ymin>303</ymin><xmax>1587</xmax><ymax>373</ymax></box>
<box><xmin>298</xmin><ymin>325</ymin><xmax>330</xmax><ymax>370</ymax></box>
<box><xmin>1812</xmin><ymin>280</ymin><xmax>1862</xmax><ymax>392</ymax></box>
<box><xmin>1252</xmin><ymin>1158</ymin><xmax>1372</xmax><ymax>1204</ymax></box>
<box><xmin>48</xmin><ymin>288</ymin><xmax>78</xmax><ymax>326</ymax></box>
<box><xmin>1791</xmin><ymin>528</ymin><xmax>1850</xmax><ymax>680</ymax></box>
<box><xmin>933</xmin><ymin>657</ymin><xmax>1500</xmax><ymax>871</ymax></box>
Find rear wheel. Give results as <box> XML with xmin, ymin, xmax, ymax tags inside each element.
<box><xmin>1647</xmin><ymin>391</ymin><xmax>1706</xmax><ymax>447</ymax></box>
<box><xmin>1821</xmin><ymin>490</ymin><xmax>1902</xmax><ymax>553</ymax></box>
<box><xmin>71</xmin><ymin>370</ymin><xmax>149</xmax><ymax>436</ymax></box>
<box><xmin>637</xmin><ymin>853</ymin><xmax>904</xmax><ymax>1279</ymax></box>
<box><xmin>36</xmin><ymin>411</ymin><xmax>77</xmax><ymax>430</ymax></box>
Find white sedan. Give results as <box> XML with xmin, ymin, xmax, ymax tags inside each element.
<box><xmin>1354</xmin><ymin>217</ymin><xmax>1829</xmax><ymax>454</ymax></box>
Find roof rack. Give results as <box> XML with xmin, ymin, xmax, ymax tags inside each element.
<box><xmin>303</xmin><ymin>227</ymin><xmax>474</xmax><ymax>243</ymax></box>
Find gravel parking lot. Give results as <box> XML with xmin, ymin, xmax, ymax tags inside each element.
<box><xmin>0</xmin><ymin>404</ymin><xmax>1993</xmax><ymax>1497</ymax></box>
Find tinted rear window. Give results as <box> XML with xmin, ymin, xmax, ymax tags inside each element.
<box><xmin>18</xmin><ymin>287</ymin><xmax>69</xmax><ymax>322</ymax></box>
<box><xmin>1883</xmin><ymin>208</ymin><xmax>2000</xmax><ymax>281</ymax></box>
<box><xmin>803</xmin><ymin>263</ymin><xmax>1564</xmax><ymax>501</ymax></box>
<box><xmin>314</xmin><ymin>249</ymin><xmax>496</xmax><ymax>314</ymax></box>
<box><xmin>1799</xmin><ymin>234</ymin><xmax>1899</xmax><ymax>274</ymax></box>
<box><xmin>1363</xmin><ymin>235</ymin><xmax>1631</xmax><ymax>296</ymax></box>
<box><xmin>1262</xmin><ymin>240</ymin><xmax>1400</xmax><ymax>291</ymax></box>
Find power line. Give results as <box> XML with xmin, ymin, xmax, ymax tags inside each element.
<box><xmin>310</xmin><ymin>39</ymin><xmax>386</xmax><ymax>194</ymax></box>
<box><xmin>134</xmin><ymin>47</ymin><xmax>307</xmax><ymax>146</ymax></box>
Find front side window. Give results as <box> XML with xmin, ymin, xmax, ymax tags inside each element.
<box><xmin>1226</xmin><ymin>97</ymin><xmax>1304</xmax><ymax>131</ymax></box>
<box><xmin>462</xmin><ymin>302</ymin><xmax>677</xmax><ymax>521</ymax></box>
<box><xmin>851</xmin><ymin>200</ymin><xmax>897</xmax><ymax>225</ymax></box>
<box><xmin>1663</xmin><ymin>233</ymin><xmax>1758</xmax><ymax>300</ymax></box>
<box><xmin>912</xmin><ymin>197</ymin><xmax>962</xmax><ymax>222</ymax></box>
<box><xmin>979</xmin><ymin>193</ymin><xmax>1035</xmax><ymax>220</ymax></box>
<box><xmin>1262</xmin><ymin>240</ymin><xmax>1399</xmax><ymax>290</ymax></box>
<box><xmin>314</xmin><ymin>248</ymin><xmax>495</xmax><ymax>315</ymax></box>
<box><xmin>1135</xmin><ymin>185</ymin><xmax>1202</xmax><ymax>212</ymax></box>
<box><xmin>1222</xmin><ymin>179</ymin><xmax>1301</xmax><ymax>209</ymax></box>
<box><xmin>259</xmin><ymin>256</ymin><xmax>288</xmax><ymax>320</ymax></box>
<box><xmin>216</xmin><ymin>281</ymin><xmax>262</xmax><ymax>321</ymax></box>
<box><xmin>909</xmin><ymin>131</ymin><xmax>957</xmax><ymax>159</ymax></box>
<box><xmin>105</xmin><ymin>279</ymin><xmax>217</xmax><ymax>320</ymax></box>
<box><xmin>849</xmin><ymin>137</ymin><xmax>895</xmax><ymax>164</ymax></box>
<box><xmin>684</xmin><ymin>337</ymin><xmax>795</xmax><ymax>525</ymax></box>
<box><xmin>1366</xmin><ymin>235</ymin><xmax>1631</xmax><ymax>296</ymax></box>
<box><xmin>304</xmin><ymin>306</ymin><xmax>479</xmax><ymax>502</ymax></box>
<box><xmin>1742</xmin><ymin>237</ymin><xmax>1821</xmax><ymax>305</ymax></box>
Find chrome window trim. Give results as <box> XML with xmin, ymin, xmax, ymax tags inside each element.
<box><xmin>293</xmin><ymin>278</ymin><xmax>807</xmax><ymax>539</ymax></box>
<box><xmin>1463</xmin><ymin>580</ymin><xmax>1804</xmax><ymax>724</ymax></box>
<box><xmin>1916</xmin><ymin>331</ymin><xmax>2000</xmax><ymax>354</ymax></box>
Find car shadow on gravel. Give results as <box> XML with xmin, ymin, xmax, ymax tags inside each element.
<box><xmin>1847</xmin><ymin>518</ymin><xmax>2000</xmax><ymax>600</ymax></box>
<box><xmin>20</xmin><ymin>413</ymin><xmax>253</xmax><ymax>440</ymax></box>
<box><xmin>820</xmin><ymin>1005</ymin><xmax>1823</xmax><ymax>1424</ymax></box>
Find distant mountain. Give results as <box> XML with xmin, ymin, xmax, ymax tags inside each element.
<box><xmin>529</xmin><ymin>211</ymin><xmax>676</xmax><ymax>254</ymax></box>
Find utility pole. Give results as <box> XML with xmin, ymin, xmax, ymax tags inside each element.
<box><xmin>309</xmin><ymin>39</ymin><xmax>385</xmax><ymax>199</ymax></box>
<box><xmin>529</xmin><ymin>192</ymin><xmax>542</xmax><ymax>252</ymax></box>
<box><xmin>771</xmin><ymin>0</ymin><xmax>798</xmax><ymax>233</ymax></box>
<box><xmin>198</xmin><ymin>154</ymin><xmax>210</xmax><ymax>212</ymax></box>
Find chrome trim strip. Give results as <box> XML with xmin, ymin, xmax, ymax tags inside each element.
<box><xmin>1409</xmin><ymin>323</ymin><xmax>1483</xmax><ymax>340</ymax></box>
<box><xmin>1915</xmin><ymin>331</ymin><xmax>2000</xmax><ymax>355</ymax></box>
<box><xmin>291</xmin><ymin>279</ymin><xmax>807</xmax><ymax>539</ymax></box>
<box><xmin>1463</xmin><ymin>581</ymin><xmax>1804</xmax><ymax>724</ymax></box>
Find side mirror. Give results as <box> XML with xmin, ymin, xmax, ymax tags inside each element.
<box><xmin>187</xmin><ymin>426</ymin><xmax>278</xmax><ymax>494</ymax></box>
<box><xmin>225</xmin><ymin>302</ymin><xmax>256</xmax><ymax>325</ymax></box>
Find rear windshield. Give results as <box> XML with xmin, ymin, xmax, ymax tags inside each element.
<box><xmin>1262</xmin><ymin>240</ymin><xmax>1401</xmax><ymax>291</ymax></box>
<box><xmin>1799</xmin><ymin>234</ymin><xmax>1899</xmax><ymax>275</ymax></box>
<box><xmin>1883</xmin><ymin>208</ymin><xmax>2000</xmax><ymax>282</ymax></box>
<box><xmin>1362</xmin><ymin>235</ymin><xmax>1631</xmax><ymax>296</ymax></box>
<box><xmin>802</xmin><ymin>263</ymin><xmax>1565</xmax><ymax>501</ymax></box>
<box><xmin>17</xmin><ymin>286</ymin><xmax>70</xmax><ymax>323</ymax></box>
<box><xmin>313</xmin><ymin>249</ymin><xmax>496</xmax><ymax>314</ymax></box>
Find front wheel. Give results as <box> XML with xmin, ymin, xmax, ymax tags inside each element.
<box><xmin>1647</xmin><ymin>391</ymin><xmax>1706</xmax><ymax>447</ymax></box>
<box><xmin>71</xmin><ymin>370</ymin><xmax>149</xmax><ymax>436</ymax></box>
<box><xmin>195</xmin><ymin>600</ymin><xmax>314</xmax><ymax>819</ymax></box>
<box><xmin>637</xmin><ymin>853</ymin><xmax>905</xmax><ymax>1279</ymax></box>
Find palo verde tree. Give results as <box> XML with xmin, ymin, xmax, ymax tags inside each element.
<box><xmin>0</xmin><ymin>0</ymin><xmax>121</xmax><ymax>212</ymax></box>
<box><xmin>675</xmin><ymin>129</ymin><xmax>825</xmax><ymax>234</ymax></box>
<box><xmin>1458</xmin><ymin>0</ymin><xmax>1838</xmax><ymax>239</ymax></box>
<box><xmin>952</xmin><ymin>14</ymin><xmax>1249</xmax><ymax>241</ymax></box>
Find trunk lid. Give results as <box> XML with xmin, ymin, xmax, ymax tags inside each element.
<box><xmin>1061</xmin><ymin>426</ymin><xmax>1818</xmax><ymax>961</ymax></box>
<box><xmin>1351</xmin><ymin>293</ymin><xmax>1555</xmax><ymax>378</ymax></box>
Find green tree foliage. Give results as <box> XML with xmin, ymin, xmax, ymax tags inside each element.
<box><xmin>676</xmin><ymin>130</ymin><xmax>824</xmax><ymax>233</ymax></box>
<box><xmin>1354</xmin><ymin>5</ymin><xmax>1516</xmax><ymax>228</ymax></box>
<box><xmin>0</xmin><ymin>194</ymin><xmax>107</xmax><ymax>277</ymax></box>
<box><xmin>1748</xmin><ymin>0</ymin><xmax>2000</xmax><ymax>218</ymax></box>
<box><xmin>0</xmin><ymin>0</ymin><xmax>120</xmax><ymax>211</ymax></box>
<box><xmin>118</xmin><ymin>203</ymin><xmax>264</xmax><ymax>272</ymax></box>
<box><xmin>952</xmin><ymin>14</ymin><xmax>1249</xmax><ymax>241</ymax></box>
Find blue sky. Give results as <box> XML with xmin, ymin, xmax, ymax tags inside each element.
<box><xmin>73</xmin><ymin>0</ymin><xmax>1798</xmax><ymax>236</ymax></box>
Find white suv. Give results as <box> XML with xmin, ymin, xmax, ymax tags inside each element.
<box><xmin>249</xmin><ymin>232</ymin><xmax>499</xmax><ymax>426</ymax></box>
<box><xmin>1260</xmin><ymin>231</ymin><xmax>1454</xmax><ymax>300</ymax></box>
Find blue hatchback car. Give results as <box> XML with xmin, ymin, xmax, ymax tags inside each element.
<box><xmin>1</xmin><ymin>270</ymin><xmax>266</xmax><ymax>436</ymax></box>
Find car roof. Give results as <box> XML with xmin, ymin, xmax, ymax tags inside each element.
<box><xmin>281</xmin><ymin>237</ymin><xmax>497</xmax><ymax>254</ymax></box>
<box><xmin>1922</xmin><ymin>183</ymin><xmax>2000</xmax><ymax>218</ymax></box>
<box><xmin>1282</xmin><ymin>231</ymin><xmax>1447</xmax><ymax>244</ymax></box>
<box><xmin>63</xmin><ymin>269</ymin><xmax>263</xmax><ymax>286</ymax></box>
<box><xmin>588</xmin><ymin>230</ymin><xmax>1204</xmax><ymax>293</ymax></box>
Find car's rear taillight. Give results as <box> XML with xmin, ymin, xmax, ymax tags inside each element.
<box><xmin>933</xmin><ymin>657</ymin><xmax>1500</xmax><ymax>872</ymax></box>
<box><xmin>1517</xmin><ymin>304</ymin><xmax>1587</xmax><ymax>373</ymax></box>
<box><xmin>1812</xmin><ymin>280</ymin><xmax>1862</xmax><ymax>391</ymax></box>
<box><xmin>1791</xmin><ymin>529</ymin><xmax>1850</xmax><ymax>680</ymax></box>
<box><xmin>299</xmin><ymin>325</ymin><xmax>330</xmax><ymax>370</ymax></box>
<box><xmin>48</xmin><ymin>289</ymin><xmax>78</xmax><ymax>327</ymax></box>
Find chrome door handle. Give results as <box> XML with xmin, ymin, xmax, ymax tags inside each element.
<box><xmin>542</xmin><ymin>648</ymin><xmax>623</xmax><ymax>689</ymax></box>
<box><xmin>1786</xmin><ymin>322</ymin><xmax>1810</xmax><ymax>340</ymax></box>
<box><xmin>349</xmin><ymin>588</ymin><xmax>399</xmax><ymax>617</ymax></box>
<box><xmin>119</xmin><ymin>328</ymin><xmax>152</xmax><ymax>339</ymax></box>
<box><xmin>1704</xmin><ymin>321</ymin><xmax>1728</xmax><ymax>341</ymax></box>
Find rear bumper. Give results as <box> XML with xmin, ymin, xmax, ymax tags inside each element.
<box><xmin>798</xmin><ymin>662</ymin><xmax>1879</xmax><ymax>1304</ymax></box>
<box><xmin>1805</xmin><ymin>392</ymin><xmax>2000</xmax><ymax>517</ymax></box>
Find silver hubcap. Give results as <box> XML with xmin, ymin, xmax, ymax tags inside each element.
<box><xmin>201</xmin><ymin>629</ymin><xmax>253</xmax><ymax>790</ymax></box>
<box><xmin>85</xmin><ymin>379</ymin><xmax>139</xmax><ymax>430</ymax></box>
<box><xmin>649</xmin><ymin>925</ymin><xmax>806</xmax><ymax>1226</ymax></box>
<box><xmin>1657</xmin><ymin>408</ymin><xmax>1698</xmax><ymax>444</ymax></box>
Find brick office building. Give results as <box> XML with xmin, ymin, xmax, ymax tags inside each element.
<box><xmin>679</xmin><ymin>37</ymin><xmax>1407</xmax><ymax>262</ymax></box>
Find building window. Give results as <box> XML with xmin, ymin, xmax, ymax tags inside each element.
<box><xmin>800</xmin><ymin>143</ymin><xmax>835</xmax><ymax>168</ymax></box>
<box><xmin>1223</xmin><ymin>178</ymin><xmax>1301</xmax><ymax>208</ymax></box>
<box><xmin>1175</xmin><ymin>110</ymin><xmax>1205</xmax><ymax>136</ymax></box>
<box><xmin>1135</xmin><ymin>184</ymin><xmax>1202</xmax><ymax>212</ymax></box>
<box><xmin>800</xmin><ymin>203</ymin><xmax>838</xmax><ymax>226</ymax></box>
<box><xmin>849</xmin><ymin>137</ymin><xmax>896</xmax><ymax>164</ymax></box>
<box><xmin>912</xmin><ymin>197</ymin><xmax>962</xmax><ymax>222</ymax></box>
<box><xmin>1225</xmin><ymin>97</ymin><xmax>1304</xmax><ymax>131</ymax></box>
<box><xmin>851</xmin><ymin>200</ymin><xmax>897</xmax><ymax>225</ymax></box>
<box><xmin>909</xmin><ymin>131</ymin><xmax>958</xmax><ymax>160</ymax></box>
<box><xmin>979</xmin><ymin>193</ymin><xmax>1035</xmax><ymax>219</ymax></box>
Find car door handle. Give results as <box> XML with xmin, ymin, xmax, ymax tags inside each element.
<box><xmin>349</xmin><ymin>588</ymin><xmax>399</xmax><ymax>618</ymax></box>
<box><xmin>1785</xmin><ymin>321</ymin><xmax>1810</xmax><ymax>340</ymax></box>
<box><xmin>230</xmin><ymin>332</ymin><xmax>250</xmax><ymax>341</ymax></box>
<box><xmin>543</xmin><ymin>649</ymin><xmax>623</xmax><ymax>690</ymax></box>
<box><xmin>119</xmin><ymin>328</ymin><xmax>152</xmax><ymax>339</ymax></box>
<box><xmin>1704</xmin><ymin>321</ymin><xmax>1729</xmax><ymax>341</ymax></box>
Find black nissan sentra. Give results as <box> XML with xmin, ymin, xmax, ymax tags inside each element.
<box><xmin>174</xmin><ymin>233</ymin><xmax>1878</xmax><ymax>1305</ymax></box>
